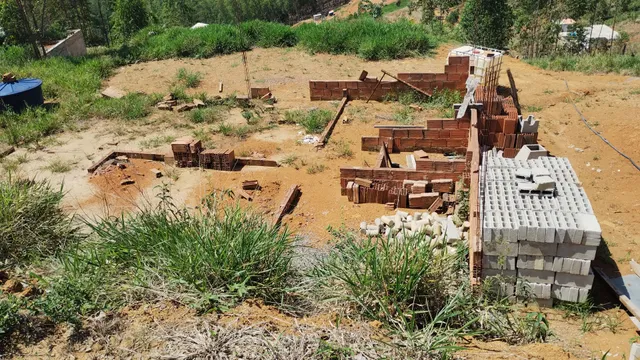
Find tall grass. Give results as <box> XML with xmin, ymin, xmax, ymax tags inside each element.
<box><xmin>313</xmin><ymin>228</ymin><xmax>552</xmax><ymax>354</ymax></box>
<box><xmin>283</xmin><ymin>109</ymin><xmax>333</xmax><ymax>134</ymax></box>
<box><xmin>50</xmin><ymin>191</ymin><xmax>295</xmax><ymax>316</ymax></box>
<box><xmin>313</xmin><ymin>229</ymin><xmax>460</xmax><ymax>330</ymax></box>
<box><xmin>296</xmin><ymin>19</ymin><xmax>436</xmax><ymax>60</ymax></box>
<box><xmin>527</xmin><ymin>54</ymin><xmax>640</xmax><ymax>76</ymax></box>
<box><xmin>0</xmin><ymin>176</ymin><xmax>81</xmax><ymax>264</ymax></box>
<box><xmin>128</xmin><ymin>19</ymin><xmax>437</xmax><ymax>61</ymax></box>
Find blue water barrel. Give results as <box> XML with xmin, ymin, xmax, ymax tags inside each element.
<box><xmin>0</xmin><ymin>78</ymin><xmax>44</xmax><ymax>113</ymax></box>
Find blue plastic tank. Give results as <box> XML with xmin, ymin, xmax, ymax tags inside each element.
<box><xmin>0</xmin><ymin>78</ymin><xmax>44</xmax><ymax>113</ymax></box>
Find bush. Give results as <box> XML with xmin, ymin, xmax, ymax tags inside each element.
<box><xmin>296</xmin><ymin>19</ymin><xmax>436</xmax><ymax>60</ymax></box>
<box><xmin>239</xmin><ymin>20</ymin><xmax>297</xmax><ymax>48</ymax></box>
<box><xmin>0</xmin><ymin>298</ymin><xmax>21</xmax><ymax>339</ymax></box>
<box><xmin>526</xmin><ymin>54</ymin><xmax>640</xmax><ymax>76</ymax></box>
<box><xmin>0</xmin><ymin>177</ymin><xmax>81</xmax><ymax>264</ymax></box>
<box><xmin>284</xmin><ymin>109</ymin><xmax>333</xmax><ymax>134</ymax></box>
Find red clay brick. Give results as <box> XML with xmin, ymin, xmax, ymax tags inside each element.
<box><xmin>393</xmin><ymin>129</ymin><xmax>409</xmax><ymax>138</ymax></box>
<box><xmin>427</xmin><ymin>120</ymin><xmax>443</xmax><ymax>129</ymax></box>
<box><xmin>416</xmin><ymin>139</ymin><xmax>432</xmax><ymax>148</ymax></box>
<box><xmin>432</xmin><ymin>138</ymin><xmax>447</xmax><ymax>147</ymax></box>
<box><xmin>440</xmin><ymin>129</ymin><xmax>450</xmax><ymax>138</ymax></box>
<box><xmin>379</xmin><ymin>129</ymin><xmax>393</xmax><ymax>137</ymax></box>
<box><xmin>408</xmin><ymin>129</ymin><xmax>424</xmax><ymax>139</ymax></box>
<box><xmin>449</xmin><ymin>129</ymin><xmax>468</xmax><ymax>138</ymax></box>
<box><xmin>436</xmin><ymin>74</ymin><xmax>447</xmax><ymax>81</ymax></box>
<box><xmin>423</xmin><ymin>129</ymin><xmax>440</xmax><ymax>139</ymax></box>
<box><xmin>447</xmin><ymin>138</ymin><xmax>466</xmax><ymax>147</ymax></box>
<box><xmin>442</xmin><ymin>120</ymin><xmax>459</xmax><ymax>129</ymax></box>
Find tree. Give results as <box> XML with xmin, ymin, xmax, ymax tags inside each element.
<box><xmin>111</xmin><ymin>0</ymin><xmax>148</xmax><ymax>40</ymax></box>
<box><xmin>459</xmin><ymin>0</ymin><xmax>513</xmax><ymax>49</ymax></box>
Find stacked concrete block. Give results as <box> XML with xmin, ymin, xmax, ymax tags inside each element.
<box><xmin>481</xmin><ymin>151</ymin><xmax>601</xmax><ymax>305</ymax></box>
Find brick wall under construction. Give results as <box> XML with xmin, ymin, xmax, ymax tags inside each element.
<box><xmin>361</xmin><ymin>117</ymin><xmax>471</xmax><ymax>155</ymax></box>
<box><xmin>476</xmin><ymin>86</ymin><xmax>539</xmax><ymax>157</ymax></box>
<box><xmin>309</xmin><ymin>56</ymin><xmax>470</xmax><ymax>101</ymax></box>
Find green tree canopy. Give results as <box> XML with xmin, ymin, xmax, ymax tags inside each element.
<box><xmin>111</xmin><ymin>0</ymin><xmax>149</xmax><ymax>40</ymax></box>
<box><xmin>460</xmin><ymin>0</ymin><xmax>513</xmax><ymax>49</ymax></box>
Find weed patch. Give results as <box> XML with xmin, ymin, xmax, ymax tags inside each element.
<box><xmin>284</xmin><ymin>109</ymin><xmax>333</xmax><ymax>134</ymax></box>
<box><xmin>176</xmin><ymin>68</ymin><xmax>203</xmax><ymax>88</ymax></box>
<box><xmin>527</xmin><ymin>54</ymin><xmax>640</xmax><ymax>76</ymax></box>
<box><xmin>0</xmin><ymin>177</ymin><xmax>81</xmax><ymax>264</ymax></box>
<box><xmin>44</xmin><ymin>158</ymin><xmax>73</xmax><ymax>173</ymax></box>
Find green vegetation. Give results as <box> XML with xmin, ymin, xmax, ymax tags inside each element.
<box><xmin>297</xmin><ymin>19</ymin><xmax>436</xmax><ymax>60</ymax></box>
<box><xmin>0</xmin><ymin>298</ymin><xmax>21</xmax><ymax>338</ymax></box>
<box><xmin>189</xmin><ymin>107</ymin><xmax>224</xmax><ymax>124</ymax></box>
<box><xmin>44</xmin><ymin>158</ymin><xmax>73</xmax><ymax>173</ymax></box>
<box><xmin>284</xmin><ymin>109</ymin><xmax>333</xmax><ymax>134</ymax></box>
<box><xmin>313</xmin><ymin>228</ymin><xmax>554</xmax><ymax>354</ymax></box>
<box><xmin>0</xmin><ymin>177</ymin><xmax>81</xmax><ymax>264</ymax></box>
<box><xmin>176</xmin><ymin>68</ymin><xmax>203</xmax><ymax>88</ymax></box>
<box><xmin>306</xmin><ymin>163</ymin><xmax>326</xmax><ymax>174</ymax></box>
<box><xmin>139</xmin><ymin>135</ymin><xmax>176</xmax><ymax>149</ymax></box>
<box><xmin>526</xmin><ymin>55</ymin><xmax>640</xmax><ymax>76</ymax></box>
<box><xmin>460</xmin><ymin>0</ymin><xmax>513</xmax><ymax>49</ymax></box>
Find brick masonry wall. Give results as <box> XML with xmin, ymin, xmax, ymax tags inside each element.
<box><xmin>361</xmin><ymin>118</ymin><xmax>471</xmax><ymax>155</ymax></box>
<box><xmin>309</xmin><ymin>56</ymin><xmax>470</xmax><ymax>101</ymax></box>
<box><xmin>475</xmin><ymin>86</ymin><xmax>540</xmax><ymax>158</ymax></box>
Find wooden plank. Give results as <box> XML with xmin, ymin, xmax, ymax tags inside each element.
<box><xmin>381</xmin><ymin>69</ymin><xmax>432</xmax><ymax>98</ymax></box>
<box><xmin>316</xmin><ymin>97</ymin><xmax>348</xmax><ymax>148</ymax></box>
<box><xmin>594</xmin><ymin>267</ymin><xmax>640</xmax><ymax>321</ymax></box>
<box><xmin>366</xmin><ymin>72</ymin><xmax>385</xmax><ymax>103</ymax></box>
<box><xmin>237</xmin><ymin>189</ymin><xmax>253</xmax><ymax>201</ymax></box>
<box><xmin>273</xmin><ymin>185</ymin><xmax>301</xmax><ymax>226</ymax></box>
<box><xmin>506</xmin><ymin>69</ymin><xmax>522</xmax><ymax>116</ymax></box>
<box><xmin>631</xmin><ymin>260</ymin><xmax>640</xmax><ymax>278</ymax></box>
<box><xmin>428</xmin><ymin>197</ymin><xmax>443</xmax><ymax>213</ymax></box>
<box><xmin>87</xmin><ymin>151</ymin><xmax>116</xmax><ymax>173</ymax></box>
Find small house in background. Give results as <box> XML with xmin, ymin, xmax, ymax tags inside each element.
<box><xmin>559</xmin><ymin>18</ymin><xmax>576</xmax><ymax>33</ymax></box>
<box><xmin>584</xmin><ymin>24</ymin><xmax>620</xmax><ymax>41</ymax></box>
<box><xmin>44</xmin><ymin>29</ymin><xmax>86</xmax><ymax>57</ymax></box>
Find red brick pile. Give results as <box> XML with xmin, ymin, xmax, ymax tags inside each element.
<box><xmin>199</xmin><ymin>149</ymin><xmax>236</xmax><ymax>170</ymax></box>
<box><xmin>171</xmin><ymin>137</ymin><xmax>202</xmax><ymax>167</ymax></box>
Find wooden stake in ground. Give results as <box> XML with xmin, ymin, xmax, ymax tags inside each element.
<box><xmin>506</xmin><ymin>69</ymin><xmax>522</xmax><ymax>116</ymax></box>
<box><xmin>365</xmin><ymin>73</ymin><xmax>385</xmax><ymax>103</ymax></box>
<box><xmin>315</xmin><ymin>97</ymin><xmax>348</xmax><ymax>148</ymax></box>
<box><xmin>273</xmin><ymin>185</ymin><xmax>300</xmax><ymax>226</ymax></box>
<box><xmin>381</xmin><ymin>69</ymin><xmax>433</xmax><ymax>98</ymax></box>
<box><xmin>242</xmin><ymin>52</ymin><xmax>251</xmax><ymax>98</ymax></box>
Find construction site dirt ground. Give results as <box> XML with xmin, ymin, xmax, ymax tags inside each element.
<box><xmin>3</xmin><ymin>45</ymin><xmax>640</xmax><ymax>358</ymax></box>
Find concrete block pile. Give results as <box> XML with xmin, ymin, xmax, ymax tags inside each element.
<box><xmin>481</xmin><ymin>151</ymin><xmax>601</xmax><ymax>305</ymax></box>
<box><xmin>360</xmin><ymin>210</ymin><xmax>469</xmax><ymax>253</ymax></box>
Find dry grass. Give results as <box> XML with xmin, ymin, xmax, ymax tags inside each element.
<box><xmin>154</xmin><ymin>319</ymin><xmax>439</xmax><ymax>359</ymax></box>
